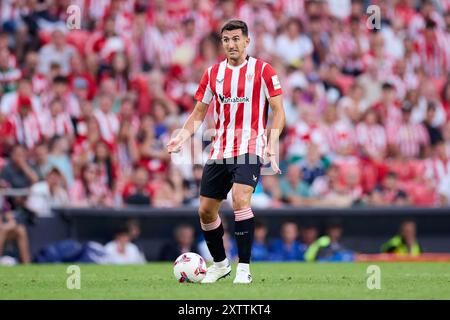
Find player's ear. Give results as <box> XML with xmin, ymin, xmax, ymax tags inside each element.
<box><xmin>245</xmin><ymin>36</ymin><xmax>250</xmax><ymax>48</ymax></box>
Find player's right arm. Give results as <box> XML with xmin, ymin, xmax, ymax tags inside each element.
<box><xmin>167</xmin><ymin>67</ymin><xmax>214</xmax><ymax>154</ymax></box>
<box><xmin>166</xmin><ymin>101</ymin><xmax>209</xmax><ymax>154</ymax></box>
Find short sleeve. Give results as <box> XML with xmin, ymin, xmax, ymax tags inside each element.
<box><xmin>262</xmin><ymin>63</ymin><xmax>282</xmax><ymax>98</ymax></box>
<box><xmin>194</xmin><ymin>68</ymin><xmax>214</xmax><ymax>104</ymax></box>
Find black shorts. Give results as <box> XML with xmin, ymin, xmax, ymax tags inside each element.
<box><xmin>200</xmin><ymin>153</ymin><xmax>263</xmax><ymax>200</ymax></box>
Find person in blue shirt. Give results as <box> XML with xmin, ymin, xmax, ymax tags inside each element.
<box><xmin>298</xmin><ymin>144</ymin><xmax>328</xmax><ymax>185</ymax></box>
<box><xmin>251</xmin><ymin>219</ymin><xmax>270</xmax><ymax>261</ymax></box>
<box><xmin>269</xmin><ymin>221</ymin><xmax>306</xmax><ymax>261</ymax></box>
<box><xmin>300</xmin><ymin>222</ymin><xmax>319</xmax><ymax>249</ymax></box>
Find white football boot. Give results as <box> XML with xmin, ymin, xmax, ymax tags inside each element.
<box><xmin>233</xmin><ymin>263</ymin><xmax>252</xmax><ymax>284</ymax></box>
<box><xmin>201</xmin><ymin>259</ymin><xmax>231</xmax><ymax>284</ymax></box>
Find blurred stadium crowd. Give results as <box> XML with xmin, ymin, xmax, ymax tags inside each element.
<box><xmin>0</xmin><ymin>0</ymin><xmax>450</xmax><ymax>219</ymax></box>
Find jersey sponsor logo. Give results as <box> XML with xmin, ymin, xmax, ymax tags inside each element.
<box><xmin>272</xmin><ymin>75</ymin><xmax>281</xmax><ymax>90</ymax></box>
<box><xmin>218</xmin><ymin>94</ymin><xmax>250</xmax><ymax>104</ymax></box>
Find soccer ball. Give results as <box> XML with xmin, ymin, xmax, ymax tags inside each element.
<box><xmin>173</xmin><ymin>252</ymin><xmax>207</xmax><ymax>283</ymax></box>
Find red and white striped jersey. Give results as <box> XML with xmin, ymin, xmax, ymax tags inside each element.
<box><xmin>355</xmin><ymin>122</ymin><xmax>387</xmax><ymax>157</ymax></box>
<box><xmin>41</xmin><ymin>92</ymin><xmax>80</xmax><ymax>119</ymax></box>
<box><xmin>144</xmin><ymin>26</ymin><xmax>183</xmax><ymax>69</ymax></box>
<box><xmin>7</xmin><ymin>113</ymin><xmax>41</xmax><ymax>149</ymax></box>
<box><xmin>386</xmin><ymin>122</ymin><xmax>429</xmax><ymax>158</ymax></box>
<box><xmin>415</xmin><ymin>30</ymin><xmax>450</xmax><ymax>78</ymax></box>
<box><xmin>194</xmin><ymin>56</ymin><xmax>283</xmax><ymax>160</ymax></box>
<box><xmin>425</xmin><ymin>157</ymin><xmax>450</xmax><ymax>185</ymax></box>
<box><xmin>322</xmin><ymin>120</ymin><xmax>356</xmax><ymax>154</ymax></box>
<box><xmin>273</xmin><ymin>0</ymin><xmax>305</xmax><ymax>19</ymax></box>
<box><xmin>0</xmin><ymin>92</ymin><xmax>42</xmax><ymax>115</ymax></box>
<box><xmin>94</xmin><ymin>109</ymin><xmax>119</xmax><ymax>145</ymax></box>
<box><xmin>38</xmin><ymin>111</ymin><xmax>75</xmax><ymax>139</ymax></box>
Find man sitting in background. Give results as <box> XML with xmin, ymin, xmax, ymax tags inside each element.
<box><xmin>252</xmin><ymin>219</ymin><xmax>270</xmax><ymax>261</ymax></box>
<box><xmin>381</xmin><ymin>219</ymin><xmax>422</xmax><ymax>256</ymax></box>
<box><xmin>0</xmin><ymin>145</ymin><xmax>38</xmax><ymax>189</ymax></box>
<box><xmin>304</xmin><ymin>220</ymin><xmax>354</xmax><ymax>262</ymax></box>
<box><xmin>26</xmin><ymin>166</ymin><xmax>69</xmax><ymax>217</ymax></box>
<box><xmin>269</xmin><ymin>221</ymin><xmax>306</xmax><ymax>261</ymax></box>
<box><xmin>104</xmin><ymin>226</ymin><xmax>146</xmax><ymax>264</ymax></box>
<box><xmin>158</xmin><ymin>224</ymin><xmax>198</xmax><ymax>261</ymax></box>
<box><xmin>279</xmin><ymin>165</ymin><xmax>311</xmax><ymax>206</ymax></box>
<box><xmin>121</xmin><ymin>166</ymin><xmax>154</xmax><ymax>206</ymax></box>
<box><xmin>373</xmin><ymin>172</ymin><xmax>410</xmax><ymax>206</ymax></box>
<box><xmin>300</xmin><ymin>223</ymin><xmax>318</xmax><ymax>249</ymax></box>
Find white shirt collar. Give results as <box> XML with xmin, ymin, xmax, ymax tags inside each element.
<box><xmin>226</xmin><ymin>56</ymin><xmax>249</xmax><ymax>70</ymax></box>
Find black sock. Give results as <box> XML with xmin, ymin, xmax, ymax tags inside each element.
<box><xmin>202</xmin><ymin>223</ymin><xmax>227</xmax><ymax>263</ymax></box>
<box><xmin>234</xmin><ymin>217</ymin><xmax>255</xmax><ymax>264</ymax></box>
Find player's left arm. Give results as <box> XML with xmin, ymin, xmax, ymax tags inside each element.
<box><xmin>262</xmin><ymin>63</ymin><xmax>285</xmax><ymax>173</ymax></box>
<box><xmin>266</xmin><ymin>94</ymin><xmax>285</xmax><ymax>156</ymax></box>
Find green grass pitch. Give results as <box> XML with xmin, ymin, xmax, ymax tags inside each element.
<box><xmin>1</xmin><ymin>262</ymin><xmax>449</xmax><ymax>299</ymax></box>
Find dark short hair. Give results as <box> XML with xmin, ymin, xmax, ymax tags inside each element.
<box><xmin>53</xmin><ymin>75</ymin><xmax>68</xmax><ymax>84</ymax></box>
<box><xmin>325</xmin><ymin>218</ymin><xmax>342</xmax><ymax>231</ymax></box>
<box><xmin>220</xmin><ymin>19</ymin><xmax>248</xmax><ymax>37</ymax></box>
<box><xmin>425</xmin><ymin>18</ymin><xmax>437</xmax><ymax>29</ymax></box>
<box><xmin>382</xmin><ymin>82</ymin><xmax>395</xmax><ymax>90</ymax></box>
<box><xmin>255</xmin><ymin>219</ymin><xmax>267</xmax><ymax>229</ymax></box>
<box><xmin>115</xmin><ymin>225</ymin><xmax>130</xmax><ymax>237</ymax></box>
<box><xmin>47</xmin><ymin>166</ymin><xmax>62</xmax><ymax>176</ymax></box>
<box><xmin>386</xmin><ymin>171</ymin><xmax>398</xmax><ymax>179</ymax></box>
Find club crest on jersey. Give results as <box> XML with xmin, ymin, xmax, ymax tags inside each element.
<box><xmin>246</xmin><ymin>74</ymin><xmax>254</xmax><ymax>82</ymax></box>
<box><xmin>218</xmin><ymin>94</ymin><xmax>250</xmax><ymax>104</ymax></box>
<box><xmin>216</xmin><ymin>78</ymin><xmax>224</xmax><ymax>84</ymax></box>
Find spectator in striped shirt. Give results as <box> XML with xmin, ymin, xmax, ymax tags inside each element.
<box><xmin>69</xmin><ymin>162</ymin><xmax>113</xmax><ymax>208</ymax></box>
<box><xmin>387</xmin><ymin>102</ymin><xmax>429</xmax><ymax>159</ymax></box>
<box><xmin>38</xmin><ymin>98</ymin><xmax>75</xmax><ymax>142</ymax></box>
<box><xmin>7</xmin><ymin>96</ymin><xmax>41</xmax><ymax>149</ymax></box>
<box><xmin>356</xmin><ymin>109</ymin><xmax>387</xmax><ymax>161</ymax></box>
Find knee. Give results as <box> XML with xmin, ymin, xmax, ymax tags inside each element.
<box><xmin>198</xmin><ymin>206</ymin><xmax>217</xmax><ymax>223</ymax></box>
<box><xmin>15</xmin><ymin>225</ymin><xmax>27</xmax><ymax>238</ymax></box>
<box><xmin>232</xmin><ymin>192</ymin><xmax>251</xmax><ymax>211</ymax></box>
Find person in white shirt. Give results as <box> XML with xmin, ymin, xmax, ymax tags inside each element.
<box><xmin>38</xmin><ymin>28</ymin><xmax>76</xmax><ymax>75</ymax></box>
<box><xmin>275</xmin><ymin>18</ymin><xmax>313</xmax><ymax>66</ymax></box>
<box><xmin>26</xmin><ymin>166</ymin><xmax>69</xmax><ymax>217</ymax></box>
<box><xmin>104</xmin><ymin>227</ymin><xmax>146</xmax><ymax>264</ymax></box>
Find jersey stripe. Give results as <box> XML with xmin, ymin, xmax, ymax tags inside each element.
<box><xmin>239</xmin><ymin>57</ymin><xmax>257</xmax><ymax>155</ymax></box>
<box><xmin>248</xmin><ymin>59</ymin><xmax>263</xmax><ymax>155</ymax></box>
<box><xmin>218</xmin><ymin>67</ymin><xmax>233</xmax><ymax>159</ymax></box>
<box><xmin>223</xmin><ymin>67</ymin><xmax>242</xmax><ymax>158</ymax></box>
<box><xmin>210</xmin><ymin>60</ymin><xmax>227</xmax><ymax>159</ymax></box>
<box><xmin>232</xmin><ymin>63</ymin><xmax>248</xmax><ymax>157</ymax></box>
